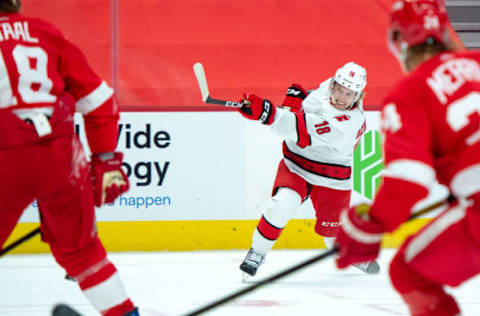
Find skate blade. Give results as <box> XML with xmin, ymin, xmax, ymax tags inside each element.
<box><xmin>241</xmin><ymin>272</ymin><xmax>252</xmax><ymax>282</ymax></box>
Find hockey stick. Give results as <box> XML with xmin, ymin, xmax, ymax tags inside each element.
<box><xmin>0</xmin><ymin>227</ymin><xmax>41</xmax><ymax>257</ymax></box>
<box><xmin>193</xmin><ymin>62</ymin><xmax>244</xmax><ymax>108</ymax></box>
<box><xmin>181</xmin><ymin>195</ymin><xmax>454</xmax><ymax>316</ymax></box>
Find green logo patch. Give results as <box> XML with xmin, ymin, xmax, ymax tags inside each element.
<box><xmin>353</xmin><ymin>130</ymin><xmax>384</xmax><ymax>200</ymax></box>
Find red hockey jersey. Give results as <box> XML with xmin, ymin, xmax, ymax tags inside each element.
<box><xmin>371</xmin><ymin>50</ymin><xmax>480</xmax><ymax>231</ymax></box>
<box><xmin>0</xmin><ymin>13</ymin><xmax>118</xmax><ymax>153</ymax></box>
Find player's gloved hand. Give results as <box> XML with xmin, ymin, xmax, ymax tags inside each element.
<box><xmin>239</xmin><ymin>93</ymin><xmax>276</xmax><ymax>125</ymax></box>
<box><xmin>281</xmin><ymin>83</ymin><xmax>308</xmax><ymax>113</ymax></box>
<box><xmin>91</xmin><ymin>152</ymin><xmax>129</xmax><ymax>207</ymax></box>
<box><xmin>335</xmin><ymin>204</ymin><xmax>385</xmax><ymax>269</ymax></box>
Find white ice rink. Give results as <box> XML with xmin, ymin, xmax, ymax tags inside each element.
<box><xmin>1</xmin><ymin>249</ymin><xmax>480</xmax><ymax>316</ymax></box>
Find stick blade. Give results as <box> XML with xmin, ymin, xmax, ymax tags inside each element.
<box><xmin>193</xmin><ymin>62</ymin><xmax>210</xmax><ymax>102</ymax></box>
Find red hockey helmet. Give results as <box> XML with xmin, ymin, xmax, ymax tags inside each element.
<box><xmin>388</xmin><ymin>0</ymin><xmax>449</xmax><ymax>65</ymax></box>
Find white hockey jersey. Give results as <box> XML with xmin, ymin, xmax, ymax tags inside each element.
<box><xmin>270</xmin><ymin>78</ymin><xmax>366</xmax><ymax>190</ymax></box>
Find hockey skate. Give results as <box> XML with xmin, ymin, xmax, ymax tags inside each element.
<box><xmin>240</xmin><ymin>248</ymin><xmax>265</xmax><ymax>280</ymax></box>
<box><xmin>52</xmin><ymin>304</ymin><xmax>82</xmax><ymax>316</ymax></box>
<box><xmin>52</xmin><ymin>304</ymin><xmax>139</xmax><ymax>316</ymax></box>
<box><xmin>353</xmin><ymin>260</ymin><xmax>380</xmax><ymax>274</ymax></box>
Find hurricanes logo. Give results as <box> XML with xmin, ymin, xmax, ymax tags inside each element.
<box><xmin>353</xmin><ymin>130</ymin><xmax>383</xmax><ymax>200</ymax></box>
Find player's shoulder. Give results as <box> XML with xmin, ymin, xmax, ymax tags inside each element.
<box><xmin>425</xmin><ymin>50</ymin><xmax>480</xmax><ymax>71</ymax></box>
<box><xmin>16</xmin><ymin>13</ymin><xmax>64</xmax><ymax>39</ymax></box>
<box><xmin>310</xmin><ymin>78</ymin><xmax>331</xmax><ymax>96</ymax></box>
<box><xmin>384</xmin><ymin>63</ymin><xmax>431</xmax><ymax>108</ymax></box>
<box><xmin>452</xmin><ymin>49</ymin><xmax>480</xmax><ymax>60</ymax></box>
<box><xmin>416</xmin><ymin>50</ymin><xmax>480</xmax><ymax>79</ymax></box>
<box><xmin>386</xmin><ymin>51</ymin><xmax>480</xmax><ymax>106</ymax></box>
<box><xmin>348</xmin><ymin>106</ymin><xmax>366</xmax><ymax>124</ymax></box>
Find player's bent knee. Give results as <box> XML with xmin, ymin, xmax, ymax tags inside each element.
<box><xmin>50</xmin><ymin>237</ymin><xmax>108</xmax><ymax>277</ymax></box>
<box><xmin>264</xmin><ymin>188</ymin><xmax>302</xmax><ymax>228</ymax></box>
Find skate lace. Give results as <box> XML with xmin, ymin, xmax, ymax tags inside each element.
<box><xmin>244</xmin><ymin>249</ymin><xmax>265</xmax><ymax>267</ymax></box>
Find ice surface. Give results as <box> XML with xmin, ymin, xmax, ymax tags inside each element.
<box><xmin>1</xmin><ymin>249</ymin><xmax>479</xmax><ymax>316</ymax></box>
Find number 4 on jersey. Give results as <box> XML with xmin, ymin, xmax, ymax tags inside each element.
<box><xmin>382</xmin><ymin>103</ymin><xmax>402</xmax><ymax>133</ymax></box>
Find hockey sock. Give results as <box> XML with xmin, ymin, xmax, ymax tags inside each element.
<box><xmin>252</xmin><ymin>215</ymin><xmax>284</xmax><ymax>254</ymax></box>
<box><xmin>74</xmin><ymin>258</ymin><xmax>135</xmax><ymax>316</ymax></box>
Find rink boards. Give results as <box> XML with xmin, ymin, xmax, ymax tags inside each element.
<box><xmin>8</xmin><ymin>111</ymin><xmax>448</xmax><ymax>253</ymax></box>
<box><xmin>7</xmin><ymin>218</ymin><xmax>434</xmax><ymax>254</ymax></box>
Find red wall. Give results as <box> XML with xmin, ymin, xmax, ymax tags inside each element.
<box><xmin>22</xmin><ymin>0</ymin><xmax>401</xmax><ymax>110</ymax></box>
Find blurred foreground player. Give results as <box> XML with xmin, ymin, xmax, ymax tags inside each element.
<box><xmin>335</xmin><ymin>1</ymin><xmax>480</xmax><ymax>315</ymax></box>
<box><xmin>0</xmin><ymin>0</ymin><xmax>138</xmax><ymax>315</ymax></box>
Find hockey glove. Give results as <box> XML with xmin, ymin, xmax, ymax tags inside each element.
<box><xmin>239</xmin><ymin>93</ymin><xmax>276</xmax><ymax>125</ymax></box>
<box><xmin>335</xmin><ymin>204</ymin><xmax>385</xmax><ymax>269</ymax></box>
<box><xmin>281</xmin><ymin>83</ymin><xmax>308</xmax><ymax>113</ymax></box>
<box><xmin>91</xmin><ymin>152</ymin><xmax>129</xmax><ymax>207</ymax></box>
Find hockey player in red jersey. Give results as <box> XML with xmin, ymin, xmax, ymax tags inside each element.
<box><xmin>0</xmin><ymin>1</ymin><xmax>137</xmax><ymax>315</ymax></box>
<box><xmin>335</xmin><ymin>1</ymin><xmax>480</xmax><ymax>315</ymax></box>
<box><xmin>237</xmin><ymin>61</ymin><xmax>380</xmax><ymax>278</ymax></box>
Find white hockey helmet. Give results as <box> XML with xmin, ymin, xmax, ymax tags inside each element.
<box><xmin>329</xmin><ymin>61</ymin><xmax>367</xmax><ymax>109</ymax></box>
<box><xmin>333</xmin><ymin>62</ymin><xmax>367</xmax><ymax>94</ymax></box>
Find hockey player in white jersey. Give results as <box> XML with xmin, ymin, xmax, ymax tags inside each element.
<box><xmin>238</xmin><ymin>62</ymin><xmax>380</xmax><ymax>277</ymax></box>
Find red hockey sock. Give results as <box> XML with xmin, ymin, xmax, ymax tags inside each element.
<box><xmin>74</xmin><ymin>258</ymin><xmax>134</xmax><ymax>316</ymax></box>
<box><xmin>102</xmin><ymin>299</ymin><xmax>136</xmax><ymax>316</ymax></box>
<box><xmin>257</xmin><ymin>215</ymin><xmax>283</xmax><ymax>240</ymax></box>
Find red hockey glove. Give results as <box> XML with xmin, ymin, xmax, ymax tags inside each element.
<box><xmin>335</xmin><ymin>205</ymin><xmax>385</xmax><ymax>269</ymax></box>
<box><xmin>91</xmin><ymin>152</ymin><xmax>129</xmax><ymax>207</ymax></box>
<box><xmin>239</xmin><ymin>93</ymin><xmax>277</xmax><ymax>125</ymax></box>
<box><xmin>281</xmin><ymin>83</ymin><xmax>308</xmax><ymax>113</ymax></box>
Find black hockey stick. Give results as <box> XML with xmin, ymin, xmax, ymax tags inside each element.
<box><xmin>0</xmin><ymin>227</ymin><xmax>41</xmax><ymax>257</ymax></box>
<box><xmin>193</xmin><ymin>62</ymin><xmax>244</xmax><ymax>108</ymax></box>
<box><xmin>182</xmin><ymin>195</ymin><xmax>454</xmax><ymax>316</ymax></box>
<box><xmin>0</xmin><ymin>227</ymin><xmax>76</xmax><ymax>282</ymax></box>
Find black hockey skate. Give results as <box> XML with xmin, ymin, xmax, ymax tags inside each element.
<box><xmin>124</xmin><ymin>307</ymin><xmax>140</xmax><ymax>316</ymax></box>
<box><xmin>64</xmin><ymin>274</ymin><xmax>75</xmax><ymax>282</ymax></box>
<box><xmin>52</xmin><ymin>304</ymin><xmax>82</xmax><ymax>316</ymax></box>
<box><xmin>240</xmin><ymin>248</ymin><xmax>265</xmax><ymax>278</ymax></box>
<box><xmin>353</xmin><ymin>260</ymin><xmax>380</xmax><ymax>274</ymax></box>
<box><xmin>52</xmin><ymin>304</ymin><xmax>139</xmax><ymax>316</ymax></box>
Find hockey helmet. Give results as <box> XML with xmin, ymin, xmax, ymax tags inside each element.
<box><xmin>388</xmin><ymin>0</ymin><xmax>449</xmax><ymax>62</ymax></box>
<box><xmin>330</xmin><ymin>61</ymin><xmax>367</xmax><ymax>109</ymax></box>
<box><xmin>333</xmin><ymin>62</ymin><xmax>367</xmax><ymax>93</ymax></box>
